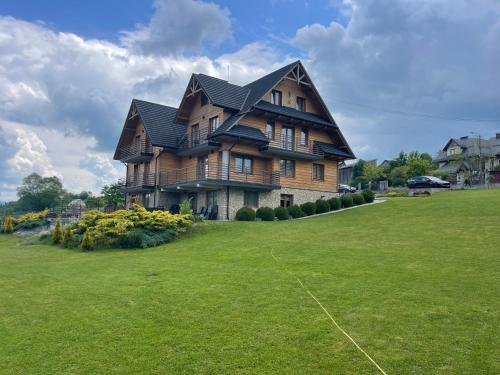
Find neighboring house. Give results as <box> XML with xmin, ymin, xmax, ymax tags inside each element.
<box><xmin>434</xmin><ymin>133</ymin><xmax>500</xmax><ymax>184</ymax></box>
<box><xmin>113</xmin><ymin>61</ymin><xmax>355</xmax><ymax>219</ymax></box>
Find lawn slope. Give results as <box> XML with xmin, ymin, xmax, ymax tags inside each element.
<box><xmin>0</xmin><ymin>190</ymin><xmax>499</xmax><ymax>374</ymax></box>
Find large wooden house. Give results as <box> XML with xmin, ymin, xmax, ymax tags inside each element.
<box><xmin>113</xmin><ymin>61</ymin><xmax>355</xmax><ymax>219</ymax></box>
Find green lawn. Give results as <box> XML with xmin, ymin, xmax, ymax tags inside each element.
<box><xmin>1</xmin><ymin>190</ymin><xmax>499</xmax><ymax>374</ymax></box>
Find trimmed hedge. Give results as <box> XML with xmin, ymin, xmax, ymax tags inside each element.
<box><xmin>341</xmin><ymin>195</ymin><xmax>353</xmax><ymax>208</ymax></box>
<box><xmin>235</xmin><ymin>206</ymin><xmax>255</xmax><ymax>221</ymax></box>
<box><xmin>352</xmin><ymin>193</ymin><xmax>365</xmax><ymax>206</ymax></box>
<box><xmin>288</xmin><ymin>205</ymin><xmax>304</xmax><ymax>218</ymax></box>
<box><xmin>300</xmin><ymin>202</ymin><xmax>316</xmax><ymax>216</ymax></box>
<box><xmin>256</xmin><ymin>207</ymin><xmax>275</xmax><ymax>221</ymax></box>
<box><xmin>362</xmin><ymin>189</ymin><xmax>375</xmax><ymax>203</ymax></box>
<box><xmin>315</xmin><ymin>199</ymin><xmax>330</xmax><ymax>214</ymax></box>
<box><xmin>328</xmin><ymin>197</ymin><xmax>341</xmax><ymax>211</ymax></box>
<box><xmin>274</xmin><ymin>207</ymin><xmax>289</xmax><ymax>220</ymax></box>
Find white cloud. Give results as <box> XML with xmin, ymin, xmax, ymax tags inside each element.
<box><xmin>120</xmin><ymin>0</ymin><xmax>232</xmax><ymax>56</ymax></box>
<box><xmin>293</xmin><ymin>0</ymin><xmax>500</xmax><ymax>159</ymax></box>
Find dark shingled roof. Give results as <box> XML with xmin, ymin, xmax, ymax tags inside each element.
<box><xmin>195</xmin><ymin>74</ymin><xmax>250</xmax><ymax>111</ymax></box>
<box><xmin>133</xmin><ymin>99</ymin><xmax>185</xmax><ymax>148</ymax></box>
<box><xmin>253</xmin><ymin>100</ymin><xmax>334</xmax><ymax>127</ymax></box>
<box><xmin>223</xmin><ymin>125</ymin><xmax>269</xmax><ymax>142</ymax></box>
<box><xmin>240</xmin><ymin>61</ymin><xmax>299</xmax><ymax>113</ymax></box>
<box><xmin>314</xmin><ymin>141</ymin><xmax>355</xmax><ymax>158</ymax></box>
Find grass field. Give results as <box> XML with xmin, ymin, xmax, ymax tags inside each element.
<box><xmin>1</xmin><ymin>190</ymin><xmax>499</xmax><ymax>374</ymax></box>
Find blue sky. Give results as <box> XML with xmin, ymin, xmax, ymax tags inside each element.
<box><xmin>0</xmin><ymin>0</ymin><xmax>499</xmax><ymax>201</ymax></box>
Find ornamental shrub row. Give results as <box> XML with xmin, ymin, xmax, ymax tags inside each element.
<box><xmin>48</xmin><ymin>204</ymin><xmax>192</xmax><ymax>251</ymax></box>
<box><xmin>1</xmin><ymin>209</ymin><xmax>50</xmax><ymax>234</ymax></box>
<box><xmin>234</xmin><ymin>190</ymin><xmax>376</xmax><ymax>221</ymax></box>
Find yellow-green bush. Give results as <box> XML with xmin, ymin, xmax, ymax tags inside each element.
<box><xmin>2</xmin><ymin>216</ymin><xmax>14</xmax><ymax>234</ymax></box>
<box><xmin>81</xmin><ymin>229</ymin><xmax>95</xmax><ymax>251</ymax></box>
<box><xmin>62</xmin><ymin>226</ymin><xmax>74</xmax><ymax>248</ymax></box>
<box><xmin>73</xmin><ymin>204</ymin><xmax>192</xmax><ymax>249</ymax></box>
<box><xmin>52</xmin><ymin>219</ymin><xmax>63</xmax><ymax>244</ymax></box>
<box><xmin>16</xmin><ymin>209</ymin><xmax>49</xmax><ymax>225</ymax></box>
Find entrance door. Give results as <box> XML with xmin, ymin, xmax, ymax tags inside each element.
<box><xmin>282</xmin><ymin>126</ymin><xmax>295</xmax><ymax>150</ymax></box>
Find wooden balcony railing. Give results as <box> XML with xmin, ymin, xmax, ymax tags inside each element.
<box><xmin>118</xmin><ymin>138</ymin><xmax>153</xmax><ymax>161</ymax></box>
<box><xmin>159</xmin><ymin>162</ymin><xmax>280</xmax><ymax>187</ymax></box>
<box><xmin>177</xmin><ymin>127</ymin><xmax>214</xmax><ymax>149</ymax></box>
<box><xmin>267</xmin><ymin>134</ymin><xmax>323</xmax><ymax>156</ymax></box>
<box><xmin>121</xmin><ymin>172</ymin><xmax>156</xmax><ymax>188</ymax></box>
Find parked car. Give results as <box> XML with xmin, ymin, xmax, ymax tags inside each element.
<box><xmin>339</xmin><ymin>184</ymin><xmax>357</xmax><ymax>193</ymax></box>
<box><xmin>407</xmin><ymin>176</ymin><xmax>450</xmax><ymax>189</ymax></box>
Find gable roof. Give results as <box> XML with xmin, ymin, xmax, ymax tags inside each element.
<box><xmin>113</xmin><ymin>99</ymin><xmax>185</xmax><ymax>160</ymax></box>
<box><xmin>194</xmin><ymin>73</ymin><xmax>250</xmax><ymax>111</ymax></box>
<box><xmin>133</xmin><ymin>99</ymin><xmax>185</xmax><ymax>148</ymax></box>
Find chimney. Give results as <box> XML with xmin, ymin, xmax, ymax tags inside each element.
<box><xmin>496</xmin><ymin>133</ymin><xmax>500</xmax><ymax>140</ymax></box>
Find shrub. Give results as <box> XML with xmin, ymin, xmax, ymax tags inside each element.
<box><xmin>386</xmin><ymin>191</ymin><xmax>407</xmax><ymax>197</ymax></box>
<box><xmin>115</xmin><ymin>230</ymin><xmax>144</xmax><ymax>249</ymax></box>
<box><xmin>315</xmin><ymin>199</ymin><xmax>330</xmax><ymax>214</ymax></box>
<box><xmin>62</xmin><ymin>226</ymin><xmax>74</xmax><ymax>248</ymax></box>
<box><xmin>141</xmin><ymin>229</ymin><xmax>176</xmax><ymax>248</ymax></box>
<box><xmin>179</xmin><ymin>198</ymin><xmax>193</xmax><ymax>216</ymax></box>
<box><xmin>352</xmin><ymin>193</ymin><xmax>365</xmax><ymax>206</ymax></box>
<box><xmin>362</xmin><ymin>189</ymin><xmax>375</xmax><ymax>203</ymax></box>
<box><xmin>300</xmin><ymin>202</ymin><xmax>316</xmax><ymax>216</ymax></box>
<box><xmin>287</xmin><ymin>205</ymin><xmax>304</xmax><ymax>219</ymax></box>
<box><xmin>52</xmin><ymin>219</ymin><xmax>63</xmax><ymax>244</ymax></box>
<box><xmin>341</xmin><ymin>195</ymin><xmax>353</xmax><ymax>208</ymax></box>
<box><xmin>81</xmin><ymin>229</ymin><xmax>95</xmax><ymax>251</ymax></box>
<box><xmin>2</xmin><ymin>216</ymin><xmax>14</xmax><ymax>234</ymax></box>
<box><xmin>328</xmin><ymin>197</ymin><xmax>341</xmax><ymax>211</ymax></box>
<box><xmin>274</xmin><ymin>207</ymin><xmax>289</xmax><ymax>220</ymax></box>
<box><xmin>16</xmin><ymin>209</ymin><xmax>49</xmax><ymax>227</ymax></box>
<box><xmin>235</xmin><ymin>207</ymin><xmax>255</xmax><ymax>221</ymax></box>
<box><xmin>256</xmin><ymin>207</ymin><xmax>275</xmax><ymax>221</ymax></box>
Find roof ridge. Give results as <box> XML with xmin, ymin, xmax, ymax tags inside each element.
<box><xmin>132</xmin><ymin>98</ymin><xmax>178</xmax><ymax>111</ymax></box>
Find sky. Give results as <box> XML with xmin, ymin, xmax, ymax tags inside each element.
<box><xmin>0</xmin><ymin>0</ymin><xmax>499</xmax><ymax>201</ymax></box>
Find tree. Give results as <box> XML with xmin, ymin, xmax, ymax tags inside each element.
<box><xmin>352</xmin><ymin>159</ymin><xmax>367</xmax><ymax>180</ymax></box>
<box><xmin>363</xmin><ymin>163</ymin><xmax>383</xmax><ymax>182</ymax></box>
<box><xmin>52</xmin><ymin>219</ymin><xmax>63</xmax><ymax>244</ymax></box>
<box><xmin>101</xmin><ymin>181</ymin><xmax>125</xmax><ymax>209</ymax></box>
<box><xmin>407</xmin><ymin>158</ymin><xmax>435</xmax><ymax>178</ymax></box>
<box><xmin>17</xmin><ymin>173</ymin><xmax>67</xmax><ymax>212</ymax></box>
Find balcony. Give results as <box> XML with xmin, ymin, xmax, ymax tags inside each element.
<box><xmin>118</xmin><ymin>138</ymin><xmax>154</xmax><ymax>163</ymax></box>
<box><xmin>176</xmin><ymin>127</ymin><xmax>221</xmax><ymax>156</ymax></box>
<box><xmin>159</xmin><ymin>162</ymin><xmax>280</xmax><ymax>191</ymax></box>
<box><xmin>259</xmin><ymin>135</ymin><xmax>324</xmax><ymax>160</ymax></box>
<box><xmin>120</xmin><ymin>172</ymin><xmax>156</xmax><ymax>193</ymax></box>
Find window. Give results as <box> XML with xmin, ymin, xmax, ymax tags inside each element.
<box><xmin>144</xmin><ymin>161</ymin><xmax>150</xmax><ymax>175</ymax></box>
<box><xmin>280</xmin><ymin>194</ymin><xmax>293</xmax><ymax>208</ymax></box>
<box><xmin>197</xmin><ymin>156</ymin><xmax>208</xmax><ymax>179</ymax></box>
<box><xmin>266</xmin><ymin>121</ymin><xmax>275</xmax><ymax>140</ymax></box>
<box><xmin>300</xmin><ymin>129</ymin><xmax>308</xmax><ymax>146</ymax></box>
<box><xmin>244</xmin><ymin>191</ymin><xmax>259</xmax><ymax>208</ymax></box>
<box><xmin>235</xmin><ymin>155</ymin><xmax>253</xmax><ymax>174</ymax></box>
<box><xmin>313</xmin><ymin>163</ymin><xmax>325</xmax><ymax>181</ymax></box>
<box><xmin>296</xmin><ymin>96</ymin><xmax>306</xmax><ymax>111</ymax></box>
<box><xmin>191</xmin><ymin>124</ymin><xmax>200</xmax><ymax>145</ymax></box>
<box><xmin>271</xmin><ymin>90</ymin><xmax>282</xmax><ymax>106</ymax></box>
<box><xmin>280</xmin><ymin>159</ymin><xmax>295</xmax><ymax>177</ymax></box>
<box><xmin>200</xmin><ymin>92</ymin><xmax>208</xmax><ymax>106</ymax></box>
<box><xmin>282</xmin><ymin>126</ymin><xmax>294</xmax><ymax>150</ymax></box>
<box><xmin>206</xmin><ymin>191</ymin><xmax>217</xmax><ymax>207</ymax></box>
<box><xmin>209</xmin><ymin>116</ymin><xmax>219</xmax><ymax>133</ymax></box>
